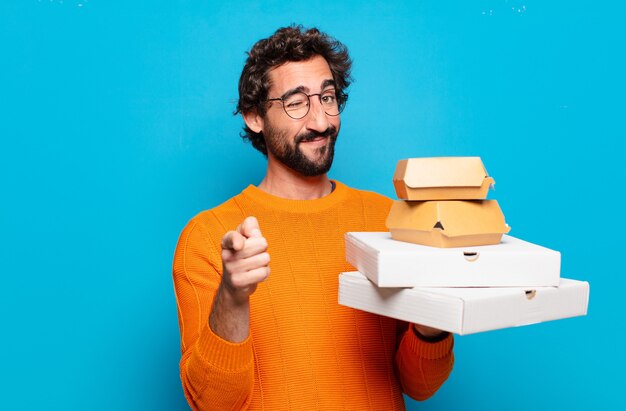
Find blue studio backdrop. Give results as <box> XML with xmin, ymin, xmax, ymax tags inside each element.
<box><xmin>1</xmin><ymin>1</ymin><xmax>624</xmax><ymax>410</ymax></box>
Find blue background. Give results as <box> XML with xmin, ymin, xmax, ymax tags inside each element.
<box><xmin>1</xmin><ymin>1</ymin><xmax>624</xmax><ymax>410</ymax></box>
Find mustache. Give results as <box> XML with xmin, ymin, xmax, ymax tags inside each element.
<box><xmin>295</xmin><ymin>126</ymin><xmax>338</xmax><ymax>144</ymax></box>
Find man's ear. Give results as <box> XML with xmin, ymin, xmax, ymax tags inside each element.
<box><xmin>243</xmin><ymin>109</ymin><xmax>264</xmax><ymax>134</ymax></box>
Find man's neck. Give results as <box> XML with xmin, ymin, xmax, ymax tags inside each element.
<box><xmin>258</xmin><ymin>161</ymin><xmax>333</xmax><ymax>200</ymax></box>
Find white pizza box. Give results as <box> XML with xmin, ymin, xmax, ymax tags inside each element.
<box><xmin>338</xmin><ymin>271</ymin><xmax>589</xmax><ymax>335</ymax></box>
<box><xmin>345</xmin><ymin>232</ymin><xmax>560</xmax><ymax>288</ymax></box>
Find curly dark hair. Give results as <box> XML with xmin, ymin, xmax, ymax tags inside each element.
<box><xmin>235</xmin><ymin>25</ymin><xmax>352</xmax><ymax>155</ymax></box>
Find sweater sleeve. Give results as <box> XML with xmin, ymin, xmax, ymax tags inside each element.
<box><xmin>172</xmin><ymin>218</ymin><xmax>255</xmax><ymax>411</ymax></box>
<box><xmin>394</xmin><ymin>322</ymin><xmax>454</xmax><ymax>401</ymax></box>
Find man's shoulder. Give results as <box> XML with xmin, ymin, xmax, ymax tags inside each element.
<box><xmin>342</xmin><ymin>183</ymin><xmax>393</xmax><ymax>208</ymax></box>
<box><xmin>187</xmin><ymin>190</ymin><xmax>248</xmax><ymax>233</ymax></box>
<box><xmin>337</xmin><ymin>182</ymin><xmax>393</xmax><ymax>231</ymax></box>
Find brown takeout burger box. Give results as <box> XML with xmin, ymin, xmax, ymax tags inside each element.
<box><xmin>386</xmin><ymin>199</ymin><xmax>511</xmax><ymax>248</ymax></box>
<box><xmin>393</xmin><ymin>157</ymin><xmax>495</xmax><ymax>200</ymax></box>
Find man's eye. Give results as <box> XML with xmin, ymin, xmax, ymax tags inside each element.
<box><xmin>286</xmin><ymin>99</ymin><xmax>306</xmax><ymax>109</ymax></box>
<box><xmin>321</xmin><ymin>94</ymin><xmax>336</xmax><ymax>104</ymax></box>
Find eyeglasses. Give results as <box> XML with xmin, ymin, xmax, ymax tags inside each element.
<box><xmin>265</xmin><ymin>89</ymin><xmax>348</xmax><ymax>120</ymax></box>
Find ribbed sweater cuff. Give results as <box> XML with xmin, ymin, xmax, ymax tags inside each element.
<box><xmin>196</xmin><ymin>323</ymin><xmax>253</xmax><ymax>372</ymax></box>
<box><xmin>405</xmin><ymin>329</ymin><xmax>454</xmax><ymax>360</ymax></box>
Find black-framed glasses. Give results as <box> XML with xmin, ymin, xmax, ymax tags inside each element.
<box><xmin>265</xmin><ymin>89</ymin><xmax>348</xmax><ymax>120</ymax></box>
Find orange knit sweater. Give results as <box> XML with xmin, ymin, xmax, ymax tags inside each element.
<box><xmin>173</xmin><ymin>181</ymin><xmax>454</xmax><ymax>410</ymax></box>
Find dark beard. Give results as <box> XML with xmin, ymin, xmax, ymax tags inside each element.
<box><xmin>264</xmin><ymin>125</ymin><xmax>338</xmax><ymax>177</ymax></box>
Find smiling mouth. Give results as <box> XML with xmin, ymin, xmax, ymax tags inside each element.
<box><xmin>301</xmin><ymin>136</ymin><xmax>328</xmax><ymax>143</ymax></box>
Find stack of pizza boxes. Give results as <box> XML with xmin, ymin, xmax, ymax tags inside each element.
<box><xmin>339</xmin><ymin>157</ymin><xmax>590</xmax><ymax>335</ymax></box>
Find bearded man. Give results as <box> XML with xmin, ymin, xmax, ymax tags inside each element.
<box><xmin>173</xmin><ymin>25</ymin><xmax>454</xmax><ymax>411</ymax></box>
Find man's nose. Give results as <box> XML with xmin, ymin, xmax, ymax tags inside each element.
<box><xmin>304</xmin><ymin>97</ymin><xmax>332</xmax><ymax>132</ymax></box>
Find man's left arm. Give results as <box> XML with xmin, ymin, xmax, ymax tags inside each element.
<box><xmin>394</xmin><ymin>323</ymin><xmax>454</xmax><ymax>401</ymax></box>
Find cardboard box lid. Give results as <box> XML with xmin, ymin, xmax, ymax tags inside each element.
<box><xmin>394</xmin><ymin>157</ymin><xmax>494</xmax><ymax>189</ymax></box>
<box><xmin>386</xmin><ymin>200</ymin><xmax>510</xmax><ymax>237</ymax></box>
<box><xmin>338</xmin><ymin>271</ymin><xmax>589</xmax><ymax>335</ymax></box>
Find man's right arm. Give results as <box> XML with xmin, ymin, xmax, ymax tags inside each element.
<box><xmin>209</xmin><ymin>216</ymin><xmax>270</xmax><ymax>342</ymax></box>
<box><xmin>173</xmin><ymin>216</ymin><xmax>269</xmax><ymax>411</ymax></box>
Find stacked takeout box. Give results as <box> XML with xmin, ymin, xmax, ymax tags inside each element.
<box><xmin>339</xmin><ymin>157</ymin><xmax>589</xmax><ymax>335</ymax></box>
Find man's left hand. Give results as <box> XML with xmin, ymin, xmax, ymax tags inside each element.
<box><xmin>413</xmin><ymin>324</ymin><xmax>448</xmax><ymax>341</ymax></box>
